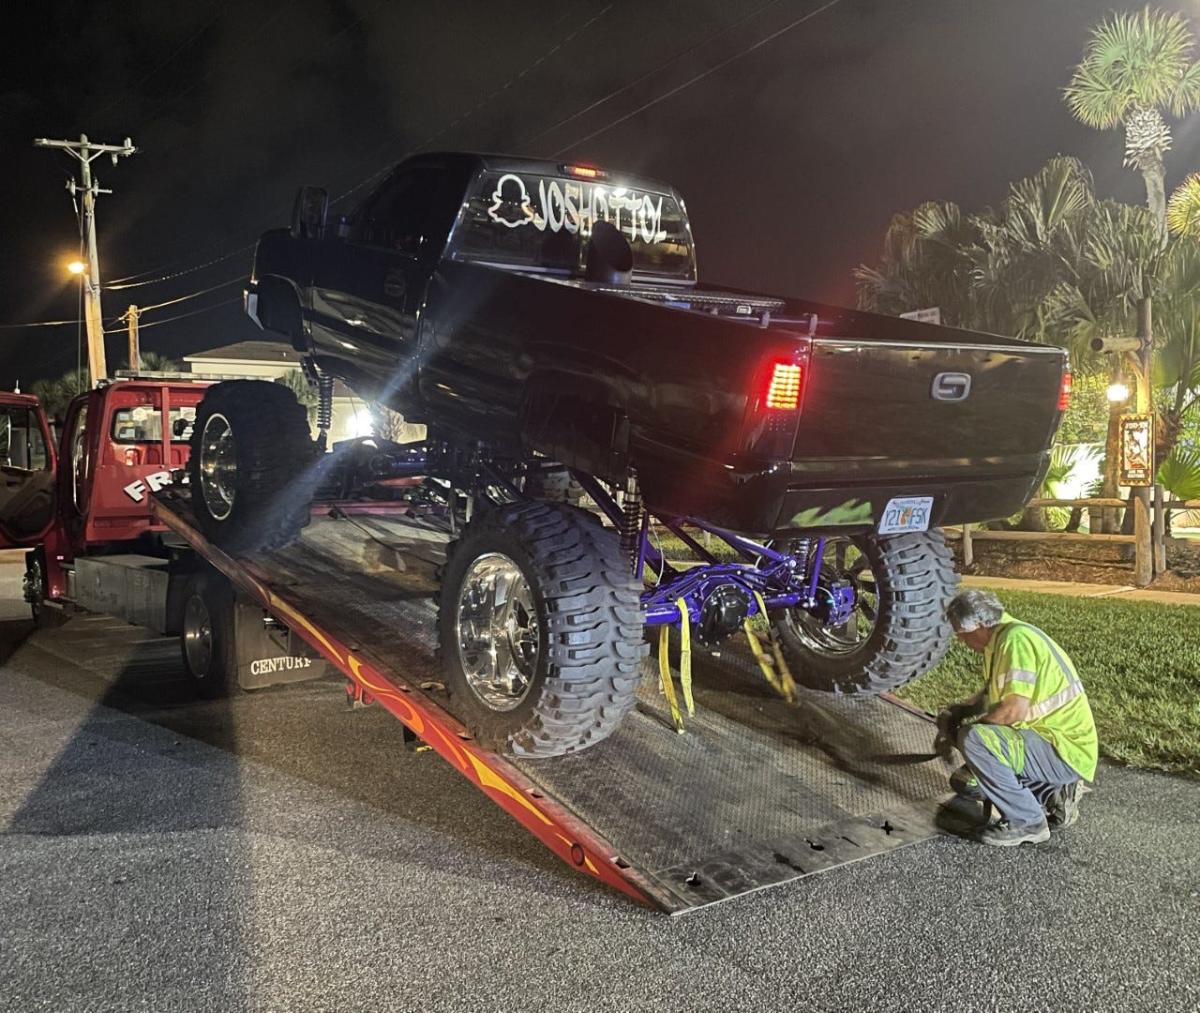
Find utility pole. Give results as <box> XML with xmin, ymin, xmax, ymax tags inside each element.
<box><xmin>34</xmin><ymin>133</ymin><xmax>137</xmax><ymax>384</ymax></box>
<box><xmin>124</xmin><ymin>304</ymin><xmax>141</xmax><ymax>372</ymax></box>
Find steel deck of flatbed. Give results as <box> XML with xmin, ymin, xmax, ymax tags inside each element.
<box><xmin>152</xmin><ymin>490</ymin><xmax>971</xmax><ymax>913</ymax></box>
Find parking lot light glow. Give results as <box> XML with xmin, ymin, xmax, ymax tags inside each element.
<box><xmin>67</xmin><ymin>259</ymin><xmax>86</xmax><ymax>275</ymax></box>
<box><xmin>1106</xmin><ymin>381</ymin><xmax>1130</xmax><ymax>403</ymax></box>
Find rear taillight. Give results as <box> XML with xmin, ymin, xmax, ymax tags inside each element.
<box><xmin>740</xmin><ymin>352</ymin><xmax>807</xmax><ymax>457</ymax></box>
<box><xmin>1058</xmin><ymin>370</ymin><xmax>1073</xmax><ymax>411</ymax></box>
<box><xmin>764</xmin><ymin>361</ymin><xmax>803</xmax><ymax>410</ymax></box>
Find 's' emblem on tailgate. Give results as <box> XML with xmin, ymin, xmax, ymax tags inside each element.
<box><xmin>931</xmin><ymin>371</ymin><xmax>972</xmax><ymax>401</ymax></box>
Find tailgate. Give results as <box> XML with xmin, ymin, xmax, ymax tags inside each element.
<box><xmin>793</xmin><ymin>338</ymin><xmax>1066</xmax><ymax>476</ymax></box>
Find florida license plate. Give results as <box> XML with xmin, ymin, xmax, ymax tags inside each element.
<box><xmin>878</xmin><ymin>496</ymin><xmax>933</xmax><ymax>534</ymax></box>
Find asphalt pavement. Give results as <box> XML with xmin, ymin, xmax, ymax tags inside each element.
<box><xmin>0</xmin><ymin>565</ymin><xmax>1196</xmax><ymax>1013</ymax></box>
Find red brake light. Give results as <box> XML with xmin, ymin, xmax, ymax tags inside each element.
<box><xmin>764</xmin><ymin>361</ymin><xmax>803</xmax><ymax>411</ymax></box>
<box><xmin>1058</xmin><ymin>370</ymin><xmax>1073</xmax><ymax>411</ymax></box>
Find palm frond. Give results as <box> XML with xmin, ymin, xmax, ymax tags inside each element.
<box><xmin>1158</xmin><ymin>446</ymin><xmax>1200</xmax><ymax>499</ymax></box>
<box><xmin>1167</xmin><ymin>173</ymin><xmax>1200</xmax><ymax>236</ymax></box>
<box><xmin>1067</xmin><ymin>7</ymin><xmax>1200</xmax><ymax>126</ymax></box>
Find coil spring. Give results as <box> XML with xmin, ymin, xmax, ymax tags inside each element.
<box><xmin>619</xmin><ymin>471</ymin><xmax>642</xmax><ymax>566</ymax></box>
<box><xmin>790</xmin><ymin>538</ymin><xmax>812</xmax><ymax>584</ymax></box>
<box><xmin>316</xmin><ymin>372</ymin><xmax>334</xmax><ymax>433</ymax></box>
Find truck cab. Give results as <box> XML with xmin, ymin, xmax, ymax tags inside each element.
<box><xmin>31</xmin><ymin>377</ymin><xmax>212</xmax><ymax>604</ymax></box>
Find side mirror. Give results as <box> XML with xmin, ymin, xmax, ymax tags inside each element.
<box><xmin>290</xmin><ymin>186</ymin><xmax>329</xmax><ymax>240</ymax></box>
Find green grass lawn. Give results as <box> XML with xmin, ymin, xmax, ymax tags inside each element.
<box><xmin>896</xmin><ymin>589</ymin><xmax>1200</xmax><ymax>776</ymax></box>
<box><xmin>651</xmin><ymin>534</ymin><xmax>1198</xmax><ymax>774</ymax></box>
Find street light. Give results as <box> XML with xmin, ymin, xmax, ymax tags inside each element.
<box><xmin>67</xmin><ymin>259</ymin><xmax>86</xmax><ymax>275</ymax></box>
<box><xmin>1106</xmin><ymin>381</ymin><xmax>1130</xmax><ymax>403</ymax></box>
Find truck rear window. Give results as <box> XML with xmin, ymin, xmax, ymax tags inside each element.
<box><xmin>449</xmin><ymin>170</ymin><xmax>696</xmax><ymax>282</ymax></box>
<box><xmin>112</xmin><ymin>405</ymin><xmax>197</xmax><ymax>443</ymax></box>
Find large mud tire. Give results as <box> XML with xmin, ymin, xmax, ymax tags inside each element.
<box><xmin>772</xmin><ymin>530</ymin><xmax>959</xmax><ymax>695</ymax></box>
<box><xmin>189</xmin><ymin>380</ymin><xmax>317</xmax><ymax>553</ymax></box>
<box><xmin>526</xmin><ymin>466</ymin><xmax>585</xmax><ymax>505</ymax></box>
<box><xmin>438</xmin><ymin>501</ymin><xmax>647</xmax><ymax>757</ymax></box>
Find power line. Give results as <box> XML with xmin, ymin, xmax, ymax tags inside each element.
<box><xmin>131</xmin><ymin>275</ymin><xmax>246</xmax><ymax>314</ymax></box>
<box><xmin>0</xmin><ymin>318</ymin><xmax>80</xmax><ymax>330</ymax></box>
<box><xmin>519</xmin><ymin>0</ymin><xmax>785</xmax><ymax>151</ymax></box>
<box><xmin>329</xmin><ymin>3</ymin><xmax>616</xmax><ymax>207</ymax></box>
<box><xmin>553</xmin><ymin>0</ymin><xmax>846</xmax><ymax>156</ymax></box>
<box><xmin>102</xmin><ymin>0</ymin><xmax>391</xmax><ymax>288</ymax></box>
<box><xmin>137</xmin><ymin>0</ymin><xmax>299</xmax><ymax>126</ymax></box>
<box><xmin>104</xmin><ymin>296</ymin><xmax>240</xmax><ymax>334</ymax></box>
<box><xmin>86</xmin><ymin>0</ymin><xmax>841</xmax><ymax>303</ymax></box>
<box><xmin>107</xmin><ymin>249</ymin><xmax>252</xmax><ymax>290</ymax></box>
<box><xmin>90</xmin><ymin>0</ymin><xmax>235</xmax><ymax>122</ymax></box>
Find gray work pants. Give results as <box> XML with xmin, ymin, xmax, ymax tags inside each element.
<box><xmin>958</xmin><ymin>724</ymin><xmax>1080</xmax><ymax>830</ymax></box>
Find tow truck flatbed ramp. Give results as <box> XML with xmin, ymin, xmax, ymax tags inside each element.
<box><xmin>154</xmin><ymin>491</ymin><xmax>968</xmax><ymax>913</ymax></box>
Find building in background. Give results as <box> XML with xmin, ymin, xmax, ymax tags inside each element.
<box><xmin>182</xmin><ymin>340</ymin><xmax>422</xmax><ymax>444</ymax></box>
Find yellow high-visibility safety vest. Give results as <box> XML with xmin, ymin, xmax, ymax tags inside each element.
<box><xmin>983</xmin><ymin>613</ymin><xmax>1098</xmax><ymax>781</ymax></box>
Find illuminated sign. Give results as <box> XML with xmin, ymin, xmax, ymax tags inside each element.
<box><xmin>1119</xmin><ymin>413</ymin><xmax>1154</xmax><ymax>487</ymax></box>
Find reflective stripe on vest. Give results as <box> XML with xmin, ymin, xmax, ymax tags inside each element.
<box><xmin>1028</xmin><ymin>679</ymin><xmax>1085</xmax><ymax>720</ymax></box>
<box><xmin>1006</xmin><ymin>621</ymin><xmax>1084</xmax><ymax>721</ymax></box>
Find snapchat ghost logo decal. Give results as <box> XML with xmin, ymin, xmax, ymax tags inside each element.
<box><xmin>487</xmin><ymin>173</ymin><xmax>536</xmax><ymax>228</ymax></box>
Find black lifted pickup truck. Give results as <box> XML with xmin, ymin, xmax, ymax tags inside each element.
<box><xmin>188</xmin><ymin>151</ymin><xmax>1069</xmax><ymax>756</ymax></box>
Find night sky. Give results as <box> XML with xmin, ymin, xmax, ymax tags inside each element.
<box><xmin>4</xmin><ymin>0</ymin><xmax>1200</xmax><ymax>386</ymax></box>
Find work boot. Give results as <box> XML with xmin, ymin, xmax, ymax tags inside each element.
<box><xmin>978</xmin><ymin>819</ymin><xmax>1051</xmax><ymax>847</ymax></box>
<box><xmin>1046</xmin><ymin>781</ymin><xmax>1083</xmax><ymax>829</ymax></box>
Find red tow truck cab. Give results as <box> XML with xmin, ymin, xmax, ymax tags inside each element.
<box><xmin>34</xmin><ymin>378</ymin><xmax>212</xmax><ymax>601</ymax></box>
<box><xmin>16</xmin><ymin>374</ymin><xmax>325</xmax><ymax>692</ymax></box>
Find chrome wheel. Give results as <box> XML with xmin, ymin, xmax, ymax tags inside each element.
<box><xmin>199</xmin><ymin>412</ymin><xmax>237</xmax><ymax>521</ymax></box>
<box><xmin>787</xmin><ymin>536</ymin><xmax>879</xmax><ymax>657</ymax></box>
<box><xmin>183</xmin><ymin>594</ymin><xmax>214</xmax><ymax>679</ymax></box>
<box><xmin>455</xmin><ymin>552</ymin><xmax>540</xmax><ymax>712</ymax></box>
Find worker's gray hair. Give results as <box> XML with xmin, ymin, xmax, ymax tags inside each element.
<box><xmin>946</xmin><ymin>589</ymin><xmax>1005</xmax><ymax>632</ymax></box>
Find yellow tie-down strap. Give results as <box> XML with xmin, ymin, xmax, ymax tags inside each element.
<box><xmin>657</xmin><ymin>597</ymin><xmax>694</xmax><ymax>733</ymax></box>
<box><xmin>744</xmin><ymin>591</ymin><xmax>798</xmax><ymax>705</ymax></box>
<box><xmin>657</xmin><ymin>591</ymin><xmax>800</xmax><ymax>734</ymax></box>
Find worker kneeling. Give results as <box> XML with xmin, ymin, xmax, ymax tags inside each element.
<box><xmin>940</xmin><ymin>590</ymin><xmax>1098</xmax><ymax>847</ymax></box>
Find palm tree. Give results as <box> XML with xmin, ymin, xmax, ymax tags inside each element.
<box><xmin>1065</xmin><ymin>6</ymin><xmax>1200</xmax><ymax>237</ymax></box>
<box><xmin>29</xmin><ymin>368</ymin><xmax>90</xmax><ymax>424</ymax></box>
<box><xmin>854</xmin><ymin>201</ymin><xmax>983</xmax><ymax>327</ymax></box>
<box><xmin>973</xmin><ymin>157</ymin><xmax>1099</xmax><ymax>346</ymax></box>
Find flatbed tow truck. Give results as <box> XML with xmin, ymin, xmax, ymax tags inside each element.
<box><xmin>7</xmin><ymin>374</ymin><xmax>977</xmax><ymax>914</ymax></box>
<box><xmin>139</xmin><ymin>483</ymin><xmax>968</xmax><ymax>913</ymax></box>
<box><xmin>7</xmin><ymin>374</ymin><xmax>977</xmax><ymax>912</ymax></box>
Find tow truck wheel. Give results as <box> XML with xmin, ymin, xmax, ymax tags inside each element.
<box><xmin>772</xmin><ymin>530</ymin><xmax>959</xmax><ymax>695</ymax></box>
<box><xmin>23</xmin><ymin>548</ymin><xmax>48</xmax><ymax>627</ymax></box>
<box><xmin>189</xmin><ymin>379</ymin><xmax>317</xmax><ymax>553</ymax></box>
<box><xmin>438</xmin><ymin>501</ymin><xmax>647</xmax><ymax>757</ymax></box>
<box><xmin>180</xmin><ymin>571</ymin><xmax>237</xmax><ymax>698</ymax></box>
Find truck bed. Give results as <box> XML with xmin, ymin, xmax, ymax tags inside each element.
<box><xmin>153</xmin><ymin>491</ymin><xmax>978</xmax><ymax>912</ymax></box>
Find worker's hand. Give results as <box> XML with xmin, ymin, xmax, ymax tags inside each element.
<box><xmin>935</xmin><ymin>704</ymin><xmax>971</xmax><ymax>758</ymax></box>
<box><xmin>936</xmin><ymin>708</ymin><xmax>962</xmax><ymax>737</ymax></box>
